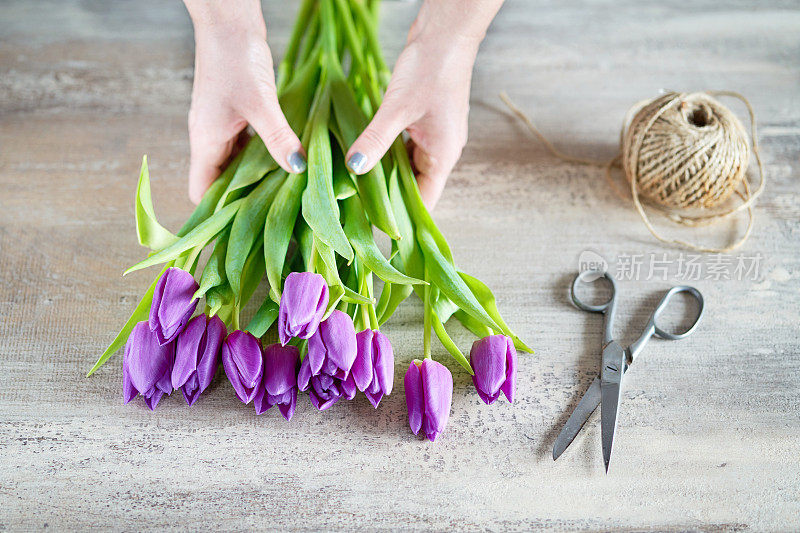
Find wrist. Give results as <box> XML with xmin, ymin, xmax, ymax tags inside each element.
<box><xmin>184</xmin><ymin>0</ymin><xmax>266</xmax><ymax>41</ymax></box>
<box><xmin>408</xmin><ymin>17</ymin><xmax>482</xmax><ymax>72</ymax></box>
<box><xmin>413</xmin><ymin>0</ymin><xmax>503</xmax><ymax>47</ymax></box>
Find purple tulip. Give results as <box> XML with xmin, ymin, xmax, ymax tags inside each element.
<box><xmin>404</xmin><ymin>359</ymin><xmax>453</xmax><ymax>442</ymax></box>
<box><xmin>306</xmin><ymin>310</ymin><xmax>357</xmax><ymax>379</ymax></box>
<box><xmin>351</xmin><ymin>329</ymin><xmax>394</xmax><ymax>407</ymax></box>
<box><xmin>470</xmin><ymin>335</ymin><xmax>516</xmax><ymax>405</ymax></box>
<box><xmin>221</xmin><ymin>330</ymin><xmax>263</xmax><ymax>404</ymax></box>
<box><xmin>149</xmin><ymin>267</ymin><xmax>199</xmax><ymax>345</ymax></box>
<box><xmin>123</xmin><ymin>321</ymin><xmax>174</xmax><ymax>410</ymax></box>
<box><xmin>297</xmin><ymin>357</ymin><xmax>357</xmax><ymax>411</ymax></box>
<box><xmin>254</xmin><ymin>343</ymin><xmax>300</xmax><ymax>420</ymax></box>
<box><xmin>171</xmin><ymin>314</ymin><xmax>226</xmax><ymax>406</ymax></box>
<box><xmin>297</xmin><ymin>310</ymin><xmax>358</xmax><ymax>410</ymax></box>
<box><xmin>278</xmin><ymin>272</ymin><xmax>329</xmax><ymax>345</ymax></box>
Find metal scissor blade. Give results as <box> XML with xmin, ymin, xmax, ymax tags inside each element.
<box><xmin>600</xmin><ymin>342</ymin><xmax>626</xmax><ymax>473</ymax></box>
<box><xmin>553</xmin><ymin>377</ymin><xmax>601</xmax><ymax>460</ymax></box>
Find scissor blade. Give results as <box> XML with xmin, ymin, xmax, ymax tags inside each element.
<box><xmin>600</xmin><ymin>342</ymin><xmax>626</xmax><ymax>473</ymax></box>
<box><xmin>553</xmin><ymin>377</ymin><xmax>601</xmax><ymax>460</ymax></box>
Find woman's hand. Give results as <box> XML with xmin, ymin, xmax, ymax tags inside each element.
<box><xmin>346</xmin><ymin>0</ymin><xmax>503</xmax><ymax>208</ymax></box>
<box><xmin>184</xmin><ymin>0</ymin><xmax>306</xmax><ymax>204</ymax></box>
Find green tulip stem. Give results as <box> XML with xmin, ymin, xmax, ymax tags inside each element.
<box><xmin>358</xmin><ymin>277</ymin><xmax>370</xmax><ymax>332</ymax></box>
<box><xmin>423</xmin><ymin>264</ymin><xmax>432</xmax><ymax>359</ymax></box>
<box><xmin>355</xmin><ymin>261</ymin><xmax>379</xmax><ymax>331</ymax></box>
<box><xmin>232</xmin><ymin>305</ymin><xmax>240</xmax><ymax>332</ymax></box>
<box><xmin>276</xmin><ymin>0</ymin><xmax>316</xmax><ymax>92</ymax></box>
<box><xmin>365</xmin><ymin>271</ymin><xmax>379</xmax><ymax>331</ymax></box>
<box><xmin>299</xmin><ymin>338</ymin><xmax>309</xmax><ymax>361</ymax></box>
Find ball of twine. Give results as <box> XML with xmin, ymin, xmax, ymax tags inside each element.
<box><xmin>622</xmin><ymin>92</ymin><xmax>749</xmax><ymax>209</ymax></box>
<box><xmin>500</xmin><ymin>90</ymin><xmax>765</xmax><ymax>253</ymax></box>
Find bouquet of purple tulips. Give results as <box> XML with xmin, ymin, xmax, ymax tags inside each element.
<box><xmin>89</xmin><ymin>0</ymin><xmax>531</xmax><ymax>441</ymax></box>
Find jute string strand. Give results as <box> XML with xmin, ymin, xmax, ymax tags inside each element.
<box><xmin>499</xmin><ymin>91</ymin><xmax>765</xmax><ymax>253</ymax></box>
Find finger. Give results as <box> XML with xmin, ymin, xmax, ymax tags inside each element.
<box><xmin>245</xmin><ymin>92</ymin><xmax>306</xmax><ymax>175</ymax></box>
<box><xmin>346</xmin><ymin>95</ymin><xmax>415</xmax><ymax>175</ymax></box>
<box><xmin>188</xmin><ymin>128</ymin><xmax>238</xmax><ymax>205</ymax></box>
<box><xmin>412</xmin><ymin>144</ymin><xmax>456</xmax><ymax>209</ymax></box>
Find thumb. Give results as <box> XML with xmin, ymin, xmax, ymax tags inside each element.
<box><xmin>346</xmin><ymin>97</ymin><xmax>413</xmax><ymax>175</ymax></box>
<box><xmin>245</xmin><ymin>93</ymin><xmax>307</xmax><ymax>175</ymax></box>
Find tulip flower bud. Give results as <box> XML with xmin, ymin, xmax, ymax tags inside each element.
<box><xmin>221</xmin><ymin>330</ymin><xmax>263</xmax><ymax>404</ymax></box>
<box><xmin>297</xmin><ymin>355</ymin><xmax>357</xmax><ymax>411</ymax></box>
<box><xmin>297</xmin><ymin>310</ymin><xmax>358</xmax><ymax>410</ymax></box>
<box><xmin>278</xmin><ymin>272</ymin><xmax>329</xmax><ymax>345</ymax></box>
<box><xmin>149</xmin><ymin>267</ymin><xmax>199</xmax><ymax>345</ymax></box>
<box><xmin>469</xmin><ymin>335</ymin><xmax>517</xmax><ymax>405</ymax></box>
<box><xmin>351</xmin><ymin>329</ymin><xmax>394</xmax><ymax>407</ymax></box>
<box><xmin>254</xmin><ymin>343</ymin><xmax>300</xmax><ymax>420</ymax></box>
<box><xmin>404</xmin><ymin>359</ymin><xmax>453</xmax><ymax>442</ymax></box>
<box><xmin>306</xmin><ymin>310</ymin><xmax>357</xmax><ymax>379</ymax></box>
<box><xmin>123</xmin><ymin>321</ymin><xmax>174</xmax><ymax>410</ymax></box>
<box><xmin>172</xmin><ymin>314</ymin><xmax>226</xmax><ymax>406</ymax></box>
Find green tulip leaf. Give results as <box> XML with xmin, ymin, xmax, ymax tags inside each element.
<box><xmin>332</xmin><ymin>145</ymin><xmax>358</xmax><ymax>200</ymax></box>
<box><xmin>393</xmin><ymin>141</ymin><xmax>454</xmax><ymax>264</ymax></box>
<box><xmin>280</xmin><ymin>55</ymin><xmax>321</xmax><ymax>133</ymax></box>
<box><xmin>194</xmin><ymin>227</ymin><xmax>230</xmax><ymax>300</ymax></box>
<box><xmin>301</xmin><ymin>86</ymin><xmax>354</xmax><ymax>261</ymax></box>
<box><xmin>330</xmin><ymin>74</ymin><xmax>400</xmax><ymax>239</ymax></box>
<box><xmin>326</xmin><ymin>284</ymin><xmax>345</xmax><ymax>318</ymax></box>
<box><xmin>245</xmin><ymin>298</ymin><xmax>280</xmax><ymax>338</ymax></box>
<box><xmin>179</xmin><ymin>150</ymin><xmax>243</xmax><ymax>236</ymax></box>
<box><xmin>417</xmin><ymin>226</ymin><xmax>501</xmax><ymax>332</ymax></box>
<box><xmin>334</xmin><ymin>171</ymin><xmax>357</xmax><ymax>199</ymax></box>
<box><xmin>124</xmin><ymin>199</ymin><xmax>244</xmax><ymax>275</ymax></box>
<box><xmin>331</xmin><ymin>0</ymin><xmax>364</xmax><ymax>72</ymax></box>
<box><xmin>375</xmin><ymin>281</ymin><xmax>391</xmax><ymax>319</ymax></box>
<box><xmin>226</xmin><ymin>170</ymin><xmax>286</xmax><ymax>302</ymax></box>
<box><xmin>295</xmin><ymin>217</ymin><xmax>315</xmax><ymax>272</ymax></box>
<box><xmin>377</xmin><ymin>280</ymin><xmax>412</xmax><ymax>325</ymax></box>
<box><xmin>206</xmin><ymin>282</ymin><xmax>234</xmax><ymax>321</ymax></box>
<box><xmin>432</xmin><ymin>293</ymin><xmax>459</xmax><ymax>325</ymax></box>
<box><xmin>265</xmin><ymin>174</ymin><xmax>307</xmax><ymax>303</ymax></box>
<box><xmin>453</xmin><ymin>309</ymin><xmax>493</xmax><ymax>340</ymax></box>
<box><xmin>458</xmin><ymin>270</ymin><xmax>534</xmax><ymax>353</ymax></box>
<box><xmin>275</xmin><ymin>0</ymin><xmax>315</xmax><ymax>90</ymax></box>
<box><xmin>313</xmin><ymin>235</ymin><xmax>342</xmax><ymax>290</ymax></box>
<box><xmin>342</xmin><ymin>194</ymin><xmax>425</xmax><ymax>286</ymax></box>
<box><xmin>431</xmin><ymin>309</ymin><xmax>473</xmax><ymax>375</ymax></box>
<box><xmin>239</xmin><ymin>242</ymin><xmax>266</xmax><ymax>310</ymax></box>
<box><xmin>134</xmin><ymin>156</ymin><xmax>177</xmax><ymax>251</ymax></box>
<box><xmin>388</xmin><ymin>165</ymin><xmax>424</xmax><ymax>280</ymax></box>
<box><xmin>216</xmin><ymin>136</ymin><xmax>278</xmax><ymax>210</ymax></box>
<box><xmin>341</xmin><ymin>284</ymin><xmax>373</xmax><ymax>305</ymax></box>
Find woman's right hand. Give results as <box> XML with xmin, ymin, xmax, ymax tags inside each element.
<box><xmin>184</xmin><ymin>0</ymin><xmax>306</xmax><ymax>204</ymax></box>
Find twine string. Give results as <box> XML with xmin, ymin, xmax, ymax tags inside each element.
<box><xmin>499</xmin><ymin>90</ymin><xmax>765</xmax><ymax>253</ymax></box>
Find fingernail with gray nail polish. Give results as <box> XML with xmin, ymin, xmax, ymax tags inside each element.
<box><xmin>288</xmin><ymin>151</ymin><xmax>307</xmax><ymax>174</ymax></box>
<box><xmin>346</xmin><ymin>152</ymin><xmax>367</xmax><ymax>174</ymax></box>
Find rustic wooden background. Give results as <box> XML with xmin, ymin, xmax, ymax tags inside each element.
<box><xmin>1</xmin><ymin>0</ymin><xmax>799</xmax><ymax>530</ymax></box>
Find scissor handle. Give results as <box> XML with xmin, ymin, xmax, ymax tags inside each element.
<box><xmin>628</xmin><ymin>285</ymin><xmax>704</xmax><ymax>363</ymax></box>
<box><xmin>571</xmin><ymin>270</ymin><xmax>619</xmax><ymax>344</ymax></box>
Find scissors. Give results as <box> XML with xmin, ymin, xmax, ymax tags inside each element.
<box><xmin>553</xmin><ymin>269</ymin><xmax>705</xmax><ymax>472</ymax></box>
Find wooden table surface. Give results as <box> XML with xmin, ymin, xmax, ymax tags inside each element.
<box><xmin>2</xmin><ymin>1</ymin><xmax>799</xmax><ymax>530</ymax></box>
